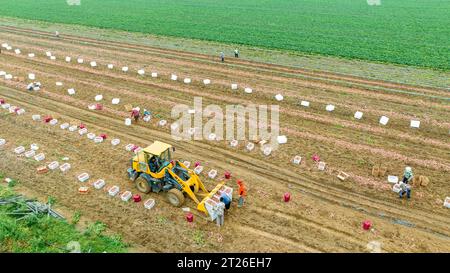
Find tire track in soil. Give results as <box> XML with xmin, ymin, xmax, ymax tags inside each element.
<box><xmin>1</xmin><ymin>25</ymin><xmax>448</xmax><ymax>98</ymax></box>
<box><xmin>2</xmin><ymin>86</ymin><xmax>449</xmax><ymax>241</ymax></box>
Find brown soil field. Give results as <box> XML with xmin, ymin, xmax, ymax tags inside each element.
<box><xmin>0</xmin><ymin>26</ymin><xmax>449</xmax><ymax>253</ymax></box>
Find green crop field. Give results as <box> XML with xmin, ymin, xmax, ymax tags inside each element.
<box><xmin>0</xmin><ymin>0</ymin><xmax>448</xmax><ymax>70</ymax></box>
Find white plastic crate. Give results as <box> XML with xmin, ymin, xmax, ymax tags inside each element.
<box><xmin>125</xmin><ymin>144</ymin><xmax>135</xmax><ymax>152</ymax></box>
<box><xmin>392</xmin><ymin>183</ymin><xmax>401</xmax><ymax>193</ymax></box>
<box><xmin>246</xmin><ymin>142</ymin><xmax>255</xmax><ymax>151</ymax></box>
<box><xmin>184</xmin><ymin>78</ymin><xmax>191</xmax><ymax>84</ymax></box>
<box><xmin>318</xmin><ymin>161</ymin><xmax>326</xmax><ymax>171</ymax></box>
<box><xmin>151</xmin><ymin>72</ymin><xmax>158</xmax><ymax>78</ymax></box>
<box><xmin>208</xmin><ymin>133</ymin><xmax>216</xmax><ymax>141</ymax></box>
<box><xmin>32</xmin><ymin>114</ymin><xmax>41</xmax><ymax>121</ymax></box>
<box><xmin>410</xmin><ymin>120</ymin><xmax>420</xmax><ymax>128</ymax></box>
<box><xmin>93</xmin><ymin>179</ymin><xmax>105</xmax><ymax>190</ymax></box>
<box><xmin>28</xmin><ymin>53</ymin><xmax>35</xmax><ymax>58</ymax></box>
<box><xmin>137</xmin><ymin>69</ymin><xmax>145</xmax><ymax>75</ymax></box>
<box><xmin>94</xmin><ymin>136</ymin><xmax>103</xmax><ymax>143</ymax></box>
<box><xmin>34</xmin><ymin>153</ymin><xmax>45</xmax><ymax>161</ymax></box>
<box><xmin>87</xmin><ymin>133</ymin><xmax>96</xmax><ymax>140</ymax></box>
<box><xmin>183</xmin><ymin>161</ymin><xmax>191</xmax><ymax>168</ymax></box>
<box><xmin>77</xmin><ymin>58</ymin><xmax>84</xmax><ymax>64</ymax></box>
<box><xmin>77</xmin><ymin>173</ymin><xmax>90</xmax><ymax>182</ymax></box>
<box><xmin>387</xmin><ymin>175</ymin><xmax>399</xmax><ymax>184</ymax></box>
<box><xmin>277</xmin><ymin>135</ymin><xmax>287</xmax><ymax>144</ymax></box>
<box><xmin>194</xmin><ymin>165</ymin><xmax>204</xmax><ymax>175</ymax></box>
<box><xmin>231</xmin><ymin>83</ymin><xmax>238</xmax><ymax>90</ymax></box>
<box><xmin>203</xmin><ymin>79</ymin><xmax>210</xmax><ymax>85</ymax></box>
<box><xmin>326</xmin><ymin>105</ymin><xmax>335</xmax><ymax>112</ymax></box>
<box><xmin>171</xmin><ymin>74</ymin><xmax>177</xmax><ymax>81</ymax></box>
<box><xmin>59</xmin><ymin>163</ymin><xmax>71</xmax><ymax>173</ymax></box>
<box><xmin>293</xmin><ymin>156</ymin><xmax>302</xmax><ymax>165</ymax></box>
<box><xmin>60</xmin><ymin>123</ymin><xmax>69</xmax><ymax>130</ymax></box>
<box><xmin>159</xmin><ymin>120</ymin><xmax>167</xmax><ymax>126</ymax></box>
<box><xmin>90</xmin><ymin>61</ymin><xmax>97</xmax><ymax>67</ymax></box>
<box><xmin>5</xmin><ymin>74</ymin><xmax>12</xmax><ymax>80</ymax></box>
<box><xmin>125</xmin><ymin>118</ymin><xmax>132</xmax><ymax>126</ymax></box>
<box><xmin>275</xmin><ymin>94</ymin><xmax>284</xmax><ymax>101</ymax></box>
<box><xmin>108</xmin><ymin>186</ymin><xmax>120</xmax><ymax>197</ymax></box>
<box><xmin>263</xmin><ymin>146</ymin><xmax>272</xmax><ymax>156</ymax></box>
<box><xmin>68</xmin><ymin>125</ymin><xmax>78</xmax><ymax>132</ymax></box>
<box><xmin>107</xmin><ymin>64</ymin><xmax>114</xmax><ymax>69</ymax></box>
<box><xmin>56</xmin><ymin>82</ymin><xmax>63</xmax><ymax>86</ymax></box>
<box><xmin>122</xmin><ymin>66</ymin><xmax>128</xmax><ymax>72</ymax></box>
<box><xmin>30</xmin><ymin>144</ymin><xmax>39</xmax><ymax>151</ymax></box>
<box><xmin>28</xmin><ymin>73</ymin><xmax>35</xmax><ymax>80</ymax></box>
<box><xmin>48</xmin><ymin>161</ymin><xmax>59</xmax><ymax>170</ymax></box>
<box><xmin>14</xmin><ymin>49</ymin><xmax>21</xmax><ymax>54</ymax></box>
<box><xmin>49</xmin><ymin>119</ymin><xmax>58</xmax><ymax>126</ymax></box>
<box><xmin>0</xmin><ymin>139</ymin><xmax>5</xmax><ymax>146</ymax></box>
<box><xmin>1</xmin><ymin>103</ymin><xmax>10</xmax><ymax>109</ymax></box>
<box><xmin>230</xmin><ymin>140</ymin><xmax>238</xmax><ymax>147</ymax></box>
<box><xmin>50</xmin><ymin>56</ymin><xmax>56</xmax><ymax>60</ymax></box>
<box><xmin>14</xmin><ymin>146</ymin><xmax>25</xmax><ymax>154</ymax></box>
<box><xmin>244</xmin><ymin>87</ymin><xmax>253</xmax><ymax>94</ymax></box>
<box><xmin>354</xmin><ymin>111</ymin><xmax>363</xmax><ymax>120</ymax></box>
<box><xmin>67</xmin><ymin>88</ymin><xmax>76</xmax><ymax>95</ymax></box>
<box><xmin>144</xmin><ymin>199</ymin><xmax>155</xmax><ymax>209</ymax></box>
<box><xmin>379</xmin><ymin>116</ymin><xmax>389</xmax><ymax>126</ymax></box>
<box><xmin>111</xmin><ymin>139</ymin><xmax>120</xmax><ymax>146</ymax></box>
<box><xmin>24</xmin><ymin>150</ymin><xmax>35</xmax><ymax>158</ymax></box>
<box><xmin>16</xmin><ymin>109</ymin><xmax>25</xmax><ymax>115</ymax></box>
<box><xmin>208</xmin><ymin>169</ymin><xmax>217</xmax><ymax>179</ymax></box>
<box><xmin>112</xmin><ymin>98</ymin><xmax>120</xmax><ymax>105</ymax></box>
<box><xmin>46</xmin><ymin>51</ymin><xmax>52</xmax><ymax>57</ymax></box>
<box><xmin>65</xmin><ymin>56</ymin><xmax>71</xmax><ymax>62</ymax></box>
<box><xmin>444</xmin><ymin>197</ymin><xmax>450</xmax><ymax>209</ymax></box>
<box><xmin>78</xmin><ymin>128</ymin><xmax>88</xmax><ymax>135</ymax></box>
<box><xmin>120</xmin><ymin>191</ymin><xmax>132</xmax><ymax>202</ymax></box>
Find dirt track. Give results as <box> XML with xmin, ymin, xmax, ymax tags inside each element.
<box><xmin>0</xmin><ymin>27</ymin><xmax>449</xmax><ymax>252</ymax></box>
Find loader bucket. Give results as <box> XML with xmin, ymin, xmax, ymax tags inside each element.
<box><xmin>197</xmin><ymin>182</ymin><xmax>233</xmax><ymax>220</ymax></box>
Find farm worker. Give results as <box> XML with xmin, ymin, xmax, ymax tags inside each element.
<box><xmin>219</xmin><ymin>193</ymin><xmax>231</xmax><ymax>210</ymax></box>
<box><xmin>131</xmin><ymin>108</ymin><xmax>140</xmax><ymax>122</ymax></box>
<box><xmin>216</xmin><ymin>201</ymin><xmax>225</xmax><ymax>227</ymax></box>
<box><xmin>237</xmin><ymin>179</ymin><xmax>247</xmax><ymax>208</ymax></box>
<box><xmin>402</xmin><ymin>166</ymin><xmax>413</xmax><ymax>184</ymax></box>
<box><xmin>399</xmin><ymin>182</ymin><xmax>411</xmax><ymax>199</ymax></box>
<box><xmin>234</xmin><ymin>49</ymin><xmax>239</xmax><ymax>58</ymax></box>
<box><xmin>220</xmin><ymin>52</ymin><xmax>225</xmax><ymax>62</ymax></box>
<box><xmin>55</xmin><ymin>31</ymin><xmax>60</xmax><ymax>38</ymax></box>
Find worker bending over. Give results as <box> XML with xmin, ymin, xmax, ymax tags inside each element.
<box><xmin>131</xmin><ymin>108</ymin><xmax>140</xmax><ymax>123</ymax></box>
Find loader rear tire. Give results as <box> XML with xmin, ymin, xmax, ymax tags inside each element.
<box><xmin>135</xmin><ymin>176</ymin><xmax>151</xmax><ymax>194</ymax></box>
<box><xmin>167</xmin><ymin>189</ymin><xmax>185</xmax><ymax>207</ymax></box>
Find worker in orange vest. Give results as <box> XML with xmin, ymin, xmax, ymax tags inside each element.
<box><xmin>237</xmin><ymin>179</ymin><xmax>247</xmax><ymax>208</ymax></box>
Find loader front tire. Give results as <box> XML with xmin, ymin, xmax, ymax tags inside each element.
<box><xmin>135</xmin><ymin>176</ymin><xmax>151</xmax><ymax>194</ymax></box>
<box><xmin>167</xmin><ymin>188</ymin><xmax>185</xmax><ymax>207</ymax></box>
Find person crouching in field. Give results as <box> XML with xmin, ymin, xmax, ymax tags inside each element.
<box><xmin>131</xmin><ymin>108</ymin><xmax>140</xmax><ymax>123</ymax></box>
<box><xmin>220</xmin><ymin>52</ymin><xmax>225</xmax><ymax>62</ymax></box>
<box><xmin>234</xmin><ymin>49</ymin><xmax>239</xmax><ymax>58</ymax></box>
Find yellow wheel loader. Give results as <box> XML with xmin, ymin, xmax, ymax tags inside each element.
<box><xmin>127</xmin><ymin>141</ymin><xmax>233</xmax><ymax>219</ymax></box>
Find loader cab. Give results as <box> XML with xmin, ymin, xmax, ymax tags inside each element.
<box><xmin>133</xmin><ymin>141</ymin><xmax>175</xmax><ymax>178</ymax></box>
